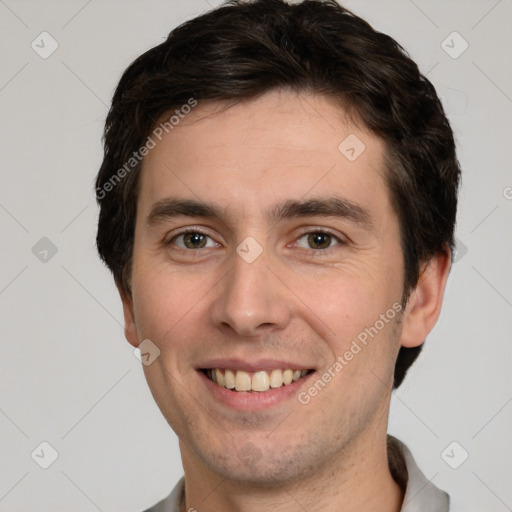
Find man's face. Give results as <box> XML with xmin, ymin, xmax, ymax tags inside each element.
<box><xmin>123</xmin><ymin>90</ymin><xmax>407</xmax><ymax>484</ymax></box>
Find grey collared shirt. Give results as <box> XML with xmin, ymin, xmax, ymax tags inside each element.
<box><xmin>143</xmin><ymin>436</ymin><xmax>450</xmax><ymax>512</ymax></box>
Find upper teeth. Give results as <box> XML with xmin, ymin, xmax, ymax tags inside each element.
<box><xmin>208</xmin><ymin>368</ymin><xmax>308</xmax><ymax>392</ymax></box>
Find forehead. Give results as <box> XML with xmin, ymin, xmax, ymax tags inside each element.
<box><xmin>138</xmin><ymin>89</ymin><xmax>391</xmax><ymax>222</ymax></box>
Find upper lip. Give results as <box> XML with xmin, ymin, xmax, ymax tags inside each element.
<box><xmin>196</xmin><ymin>358</ymin><xmax>315</xmax><ymax>372</ymax></box>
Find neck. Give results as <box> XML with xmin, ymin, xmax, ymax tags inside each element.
<box><xmin>180</xmin><ymin>430</ymin><xmax>404</xmax><ymax>512</ymax></box>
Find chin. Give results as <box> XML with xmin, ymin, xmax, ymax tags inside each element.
<box><xmin>193</xmin><ymin>436</ymin><xmax>325</xmax><ymax>487</ymax></box>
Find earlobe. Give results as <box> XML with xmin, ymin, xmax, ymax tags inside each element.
<box><xmin>400</xmin><ymin>249</ymin><xmax>451</xmax><ymax>348</ymax></box>
<box><xmin>116</xmin><ymin>280</ymin><xmax>139</xmax><ymax>348</ymax></box>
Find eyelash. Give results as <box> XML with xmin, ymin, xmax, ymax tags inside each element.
<box><xmin>167</xmin><ymin>227</ymin><xmax>345</xmax><ymax>252</ymax></box>
<box><xmin>168</xmin><ymin>228</ymin><xmax>217</xmax><ymax>249</ymax></box>
<box><xmin>294</xmin><ymin>229</ymin><xmax>343</xmax><ymax>251</ymax></box>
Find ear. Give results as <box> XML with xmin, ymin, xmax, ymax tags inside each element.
<box><xmin>116</xmin><ymin>280</ymin><xmax>139</xmax><ymax>348</ymax></box>
<box><xmin>400</xmin><ymin>249</ymin><xmax>451</xmax><ymax>348</ymax></box>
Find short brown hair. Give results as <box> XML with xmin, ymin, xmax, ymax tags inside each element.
<box><xmin>95</xmin><ymin>0</ymin><xmax>461</xmax><ymax>387</ymax></box>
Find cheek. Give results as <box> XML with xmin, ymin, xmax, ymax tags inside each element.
<box><xmin>290</xmin><ymin>263</ymin><xmax>398</xmax><ymax>334</ymax></box>
<box><xmin>130</xmin><ymin>264</ymin><xmax>208</xmax><ymax>345</ymax></box>
<box><xmin>292</xmin><ymin>266</ymin><xmax>403</xmax><ymax>391</ymax></box>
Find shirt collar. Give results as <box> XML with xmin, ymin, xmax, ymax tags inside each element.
<box><xmin>389</xmin><ymin>436</ymin><xmax>450</xmax><ymax>511</ymax></box>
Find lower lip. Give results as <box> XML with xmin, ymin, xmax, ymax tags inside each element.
<box><xmin>198</xmin><ymin>370</ymin><xmax>314</xmax><ymax>411</ymax></box>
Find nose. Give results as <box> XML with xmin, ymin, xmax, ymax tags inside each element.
<box><xmin>209</xmin><ymin>250</ymin><xmax>293</xmax><ymax>337</ymax></box>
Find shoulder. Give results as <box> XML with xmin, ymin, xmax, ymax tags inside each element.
<box><xmin>141</xmin><ymin>477</ymin><xmax>184</xmax><ymax>512</ymax></box>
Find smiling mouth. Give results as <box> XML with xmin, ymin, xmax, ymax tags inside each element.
<box><xmin>201</xmin><ymin>368</ymin><xmax>313</xmax><ymax>392</ymax></box>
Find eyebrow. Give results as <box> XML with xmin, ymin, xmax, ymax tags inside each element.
<box><xmin>146</xmin><ymin>196</ymin><xmax>373</xmax><ymax>229</ymax></box>
<box><xmin>272</xmin><ymin>197</ymin><xmax>372</xmax><ymax>228</ymax></box>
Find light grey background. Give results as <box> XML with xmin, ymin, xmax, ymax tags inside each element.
<box><xmin>0</xmin><ymin>0</ymin><xmax>511</xmax><ymax>511</ymax></box>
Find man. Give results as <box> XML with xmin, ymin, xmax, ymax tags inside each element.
<box><xmin>95</xmin><ymin>0</ymin><xmax>460</xmax><ymax>510</ymax></box>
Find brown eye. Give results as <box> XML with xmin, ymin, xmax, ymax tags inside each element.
<box><xmin>296</xmin><ymin>231</ymin><xmax>340</xmax><ymax>250</ymax></box>
<box><xmin>308</xmin><ymin>232</ymin><xmax>332</xmax><ymax>249</ymax></box>
<box><xmin>172</xmin><ymin>231</ymin><xmax>216</xmax><ymax>249</ymax></box>
<box><xmin>183</xmin><ymin>233</ymin><xmax>207</xmax><ymax>249</ymax></box>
